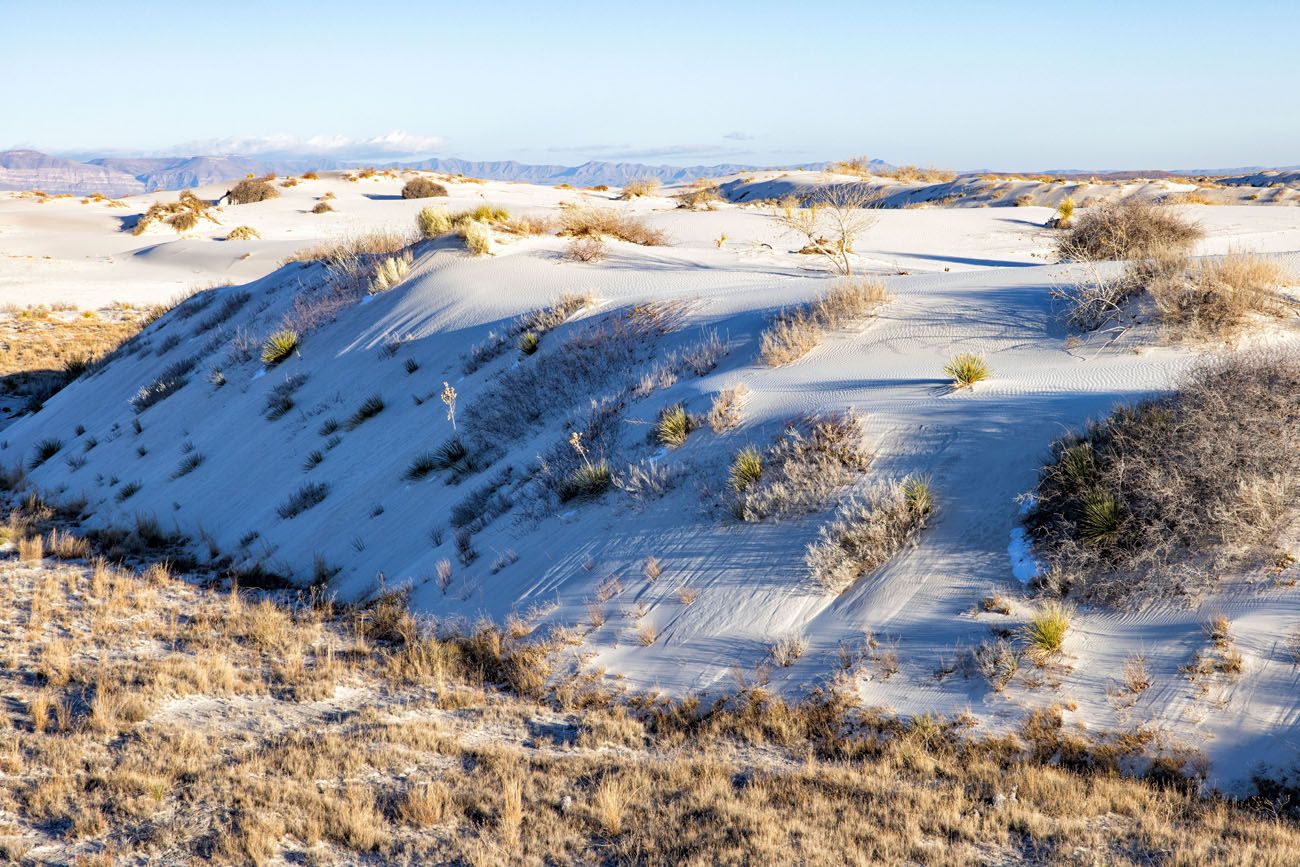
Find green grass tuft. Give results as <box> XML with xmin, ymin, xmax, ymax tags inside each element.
<box><xmin>261</xmin><ymin>330</ymin><xmax>300</xmax><ymax>366</ymax></box>
<box><xmin>944</xmin><ymin>353</ymin><xmax>990</xmax><ymax>388</ymax></box>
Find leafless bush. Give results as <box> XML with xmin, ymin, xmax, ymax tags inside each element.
<box><xmin>565</xmin><ymin>237</ymin><xmax>607</xmax><ymax>262</ymax></box>
<box><xmin>620</xmin><ymin>178</ymin><xmax>660</xmax><ymax>199</ymax></box>
<box><xmin>1056</xmin><ymin>200</ymin><xmax>1202</xmax><ymax>261</ymax></box>
<box><xmin>1027</xmin><ymin>351</ymin><xmax>1300</xmax><ymax>605</ymax></box>
<box><xmin>675</xmin><ymin>184</ymin><xmax>724</xmax><ymax>210</ymax></box>
<box><xmin>805</xmin><ymin>477</ymin><xmax>934</xmax><ymax>592</ymax></box>
<box><xmin>773</xmin><ymin>185</ymin><xmax>883</xmax><ymax>276</ymax></box>
<box><xmin>760</xmin><ymin>278</ymin><xmax>891</xmax><ymax>366</ymax></box>
<box><xmin>708</xmin><ymin>384</ymin><xmax>750</xmax><ymax>432</ymax></box>
<box><xmin>770</xmin><ymin>632</ymin><xmax>808</xmax><ymax>667</ymax></box>
<box><xmin>401</xmin><ymin>178</ymin><xmax>449</xmax><ymax>199</ymax></box>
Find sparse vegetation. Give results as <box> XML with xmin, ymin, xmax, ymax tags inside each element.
<box><xmin>1022</xmin><ymin>601</ymin><xmax>1072</xmax><ymax>662</ymax></box>
<box><xmin>565</xmin><ymin>236</ymin><xmax>607</xmax><ymax>262</ymax></box>
<box><xmin>1027</xmin><ymin>351</ymin><xmax>1300</xmax><ymax>604</ymax></box>
<box><xmin>760</xmin><ymin>277</ymin><xmax>891</xmax><ymax>366</ymax></box>
<box><xmin>707</xmin><ymin>384</ymin><xmax>749</xmax><ymax>432</ymax></box>
<box><xmin>369</xmin><ymin>251</ymin><xmax>413</xmax><ymax>294</ymax></box>
<box><xmin>1144</xmin><ymin>251</ymin><xmax>1290</xmax><ymax>342</ymax></box>
<box><xmin>619</xmin><ymin>178</ymin><xmax>660</xmax><ymax>199</ymax></box>
<box><xmin>774</xmin><ymin>185</ymin><xmax>884</xmax><ymax>276</ymax></box>
<box><xmin>131</xmin><ymin>357</ymin><xmax>196</xmax><ymax>412</ymax></box>
<box><xmin>347</xmin><ymin>393</ymin><xmax>386</xmax><ymax>430</ymax></box>
<box><xmin>655</xmin><ymin>403</ymin><xmax>695</xmax><ymax>448</ymax></box>
<box><xmin>805</xmin><ymin>476</ymin><xmax>934</xmax><ymax>592</ymax></box>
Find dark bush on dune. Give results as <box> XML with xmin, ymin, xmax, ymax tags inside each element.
<box><xmin>228</xmin><ymin>178</ymin><xmax>279</xmax><ymax>205</ymax></box>
<box><xmin>402</xmin><ymin>178</ymin><xmax>449</xmax><ymax>199</ymax></box>
<box><xmin>1027</xmin><ymin>351</ymin><xmax>1300</xmax><ymax>605</ymax></box>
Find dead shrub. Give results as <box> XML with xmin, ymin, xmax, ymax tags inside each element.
<box><xmin>565</xmin><ymin>237</ymin><xmax>607</xmax><ymax>262</ymax></box>
<box><xmin>401</xmin><ymin>178</ymin><xmax>449</xmax><ymax>199</ymax></box>
<box><xmin>1145</xmin><ymin>252</ymin><xmax>1290</xmax><ymax>342</ymax></box>
<box><xmin>806</xmin><ymin>476</ymin><xmax>934</xmax><ymax>592</ymax></box>
<box><xmin>1057</xmin><ymin>200</ymin><xmax>1202</xmax><ymax>261</ymax></box>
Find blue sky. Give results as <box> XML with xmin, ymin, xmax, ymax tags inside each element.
<box><xmin>3</xmin><ymin>0</ymin><xmax>1297</xmax><ymax>170</ymax></box>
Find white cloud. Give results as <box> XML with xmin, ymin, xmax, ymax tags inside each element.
<box><xmin>160</xmin><ymin>131</ymin><xmax>446</xmax><ymax>160</ymax></box>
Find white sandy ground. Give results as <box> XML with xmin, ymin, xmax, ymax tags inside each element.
<box><xmin>2</xmin><ymin>171</ymin><xmax>1300</xmax><ymax>792</ymax></box>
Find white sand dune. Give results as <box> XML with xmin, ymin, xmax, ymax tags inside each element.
<box><xmin>3</xmin><ymin>170</ymin><xmax>1299</xmax><ymax>790</ymax></box>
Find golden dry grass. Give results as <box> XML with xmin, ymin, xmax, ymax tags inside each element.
<box><xmin>759</xmin><ymin>278</ymin><xmax>891</xmax><ymax>366</ymax></box>
<box><xmin>0</xmin><ymin>307</ymin><xmax>151</xmax><ymax>406</ymax></box>
<box><xmin>0</xmin><ymin>508</ymin><xmax>1296</xmax><ymax>864</ymax></box>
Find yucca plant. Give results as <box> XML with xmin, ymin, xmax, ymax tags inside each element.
<box><xmin>902</xmin><ymin>475</ymin><xmax>934</xmax><ymax>517</ymax></box>
<box><xmin>1023</xmin><ymin>601</ymin><xmax>1072</xmax><ymax>662</ymax></box>
<box><xmin>30</xmin><ymin>438</ymin><xmax>63</xmax><ymax>469</ymax></box>
<box><xmin>656</xmin><ymin>404</ymin><xmax>691</xmax><ymax>448</ymax></box>
<box><xmin>347</xmin><ymin>393</ymin><xmax>385</xmax><ymax>430</ymax></box>
<box><xmin>729</xmin><ymin>446</ymin><xmax>763</xmax><ymax>492</ymax></box>
<box><xmin>1079</xmin><ymin>488</ymin><xmax>1123</xmax><ymax>545</ymax></box>
<box><xmin>944</xmin><ymin>352</ymin><xmax>990</xmax><ymax>388</ymax></box>
<box><xmin>261</xmin><ymin>330</ymin><xmax>299</xmax><ymax>366</ymax></box>
<box><xmin>1055</xmin><ymin>196</ymin><xmax>1076</xmax><ymax>229</ymax></box>
<box><xmin>518</xmin><ymin>332</ymin><xmax>540</xmax><ymax>355</ymax></box>
<box><xmin>560</xmin><ymin>461</ymin><xmax>613</xmax><ymax>501</ymax></box>
<box><xmin>404</xmin><ymin>451</ymin><xmax>438</xmax><ymax>481</ymax></box>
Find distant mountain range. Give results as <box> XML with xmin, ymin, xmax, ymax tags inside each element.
<box><xmin>0</xmin><ymin>149</ymin><xmax>839</xmax><ymax>196</ymax></box>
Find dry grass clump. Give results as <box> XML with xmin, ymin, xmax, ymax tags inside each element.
<box><xmin>805</xmin><ymin>476</ymin><xmax>933</xmax><ymax>592</ymax></box>
<box><xmin>1027</xmin><ymin>351</ymin><xmax>1300</xmax><ymax>604</ymax></box>
<box><xmin>227</xmin><ymin>177</ymin><xmax>279</xmax><ymax>205</ymax></box>
<box><xmin>132</xmin><ymin>190</ymin><xmax>218</xmax><ymax>235</ymax></box>
<box><xmin>731</xmin><ymin>411</ymin><xmax>873</xmax><ymax>522</ymax></box>
<box><xmin>619</xmin><ymin>178</ymin><xmax>660</xmax><ymax>199</ymax></box>
<box><xmin>311</xmin><ymin>200</ymin><xmax>335</xmax><ymax>214</ymax></box>
<box><xmin>369</xmin><ymin>251</ymin><xmax>413</xmax><ymax>294</ymax></box>
<box><xmin>707</xmin><ymin>384</ymin><xmax>749</xmax><ymax>432</ymax></box>
<box><xmin>675</xmin><ymin>183</ymin><xmax>724</xmax><ymax>210</ymax></box>
<box><xmin>1021</xmin><ymin>601</ymin><xmax>1072</xmax><ymax>662</ymax></box>
<box><xmin>759</xmin><ymin>277</ymin><xmax>890</xmax><ymax>366</ymax></box>
<box><xmin>225</xmin><ymin>225</ymin><xmax>260</xmax><ymax>240</ymax></box>
<box><xmin>277</xmin><ymin>481</ymin><xmax>329</xmax><ymax>519</ymax></box>
<box><xmin>130</xmin><ymin>356</ymin><xmax>195</xmax><ymax>412</ymax></box>
<box><xmin>1056</xmin><ymin>200</ymin><xmax>1202</xmax><ymax>261</ymax></box>
<box><xmin>401</xmin><ymin>178</ymin><xmax>449</xmax><ymax>199</ymax></box>
<box><xmin>558</xmin><ymin>208</ymin><xmax>667</xmax><ymax>246</ymax></box>
<box><xmin>1145</xmin><ymin>252</ymin><xmax>1290</xmax><ymax>342</ymax></box>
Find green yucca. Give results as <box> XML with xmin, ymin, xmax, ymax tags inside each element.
<box><xmin>1023</xmin><ymin>601</ymin><xmax>1072</xmax><ymax>661</ymax></box>
<box><xmin>261</xmin><ymin>330</ymin><xmax>299</xmax><ymax>366</ymax></box>
<box><xmin>1079</xmin><ymin>489</ymin><xmax>1123</xmax><ymax>544</ymax></box>
<box><xmin>902</xmin><ymin>475</ymin><xmax>934</xmax><ymax>517</ymax></box>
<box><xmin>729</xmin><ymin>446</ymin><xmax>763</xmax><ymax>492</ymax></box>
<box><xmin>560</xmin><ymin>461</ymin><xmax>612</xmax><ymax>501</ymax></box>
<box><xmin>944</xmin><ymin>352</ymin><xmax>990</xmax><ymax>388</ymax></box>
<box><xmin>656</xmin><ymin>404</ymin><xmax>691</xmax><ymax>448</ymax></box>
<box><xmin>1056</xmin><ymin>196</ymin><xmax>1076</xmax><ymax>228</ymax></box>
<box><xmin>518</xmin><ymin>332</ymin><xmax>540</xmax><ymax>355</ymax></box>
<box><xmin>1057</xmin><ymin>442</ymin><xmax>1098</xmax><ymax>490</ymax></box>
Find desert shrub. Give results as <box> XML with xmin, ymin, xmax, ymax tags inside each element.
<box><xmin>347</xmin><ymin>394</ymin><xmax>385</xmax><ymax>429</ymax></box>
<box><xmin>302</xmin><ymin>170</ymin><xmax>319</xmax><ymax>179</ymax></box>
<box><xmin>131</xmin><ymin>357</ymin><xmax>196</xmax><ymax>412</ymax></box>
<box><xmin>261</xmin><ymin>330</ymin><xmax>300</xmax><ymax>366</ymax></box>
<box><xmin>463</xmin><ymin>293</ymin><xmax>590</xmax><ymax>373</ymax></box>
<box><xmin>228</xmin><ymin>178</ymin><xmax>279</xmax><ymax>205</ymax></box>
<box><xmin>731</xmin><ymin>412</ymin><xmax>873</xmax><ymax>521</ymax></box>
<box><xmin>558</xmin><ymin>208</ymin><xmax>667</xmax><ymax>246</ymax></box>
<box><xmin>226</xmin><ymin>225</ymin><xmax>260</xmax><ymax>240</ymax></box>
<box><xmin>805</xmin><ymin>476</ymin><xmax>934</xmax><ymax>592</ymax></box>
<box><xmin>944</xmin><ymin>353</ymin><xmax>990</xmax><ymax>388</ymax></box>
<box><xmin>30</xmin><ymin>438</ymin><xmax>63</xmax><ymax>469</ymax></box>
<box><xmin>620</xmin><ymin>178</ymin><xmax>660</xmax><ymax>199</ymax></box>
<box><xmin>675</xmin><ymin>184</ymin><xmax>723</xmax><ymax>210</ymax></box>
<box><xmin>277</xmin><ymin>482</ymin><xmax>329</xmax><ymax>519</ymax></box>
<box><xmin>565</xmin><ymin>237</ymin><xmax>607</xmax><ymax>262</ymax></box>
<box><xmin>974</xmin><ymin>639</ymin><xmax>1022</xmax><ymax>690</ymax></box>
<box><xmin>1026</xmin><ymin>351</ymin><xmax>1300</xmax><ymax>604</ymax></box>
<box><xmin>760</xmin><ymin>278</ymin><xmax>890</xmax><ymax>366</ymax></box>
<box><xmin>1144</xmin><ymin>252</ymin><xmax>1289</xmax><ymax>342</ymax></box>
<box><xmin>1056</xmin><ymin>200</ymin><xmax>1202</xmax><ymax>261</ymax></box>
<box><xmin>417</xmin><ymin>207</ymin><xmax>454</xmax><ymax>238</ymax></box>
<box><xmin>870</xmin><ymin>164</ymin><xmax>957</xmax><ymax>183</ymax></box>
<box><xmin>402</xmin><ymin>178</ymin><xmax>448</xmax><ymax>199</ymax></box>
<box><xmin>264</xmin><ymin>373</ymin><xmax>308</xmax><ymax>420</ymax></box>
<box><xmin>500</xmin><ymin>214</ymin><xmax>553</xmax><ymax>236</ymax></box>
<box><xmin>369</xmin><ymin>252</ymin><xmax>413</xmax><ymax>294</ymax></box>
<box><xmin>311</xmin><ymin>201</ymin><xmax>334</xmax><ymax>214</ymax></box>
<box><xmin>171</xmin><ymin>452</ymin><xmax>206</xmax><ymax>479</ymax></box>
